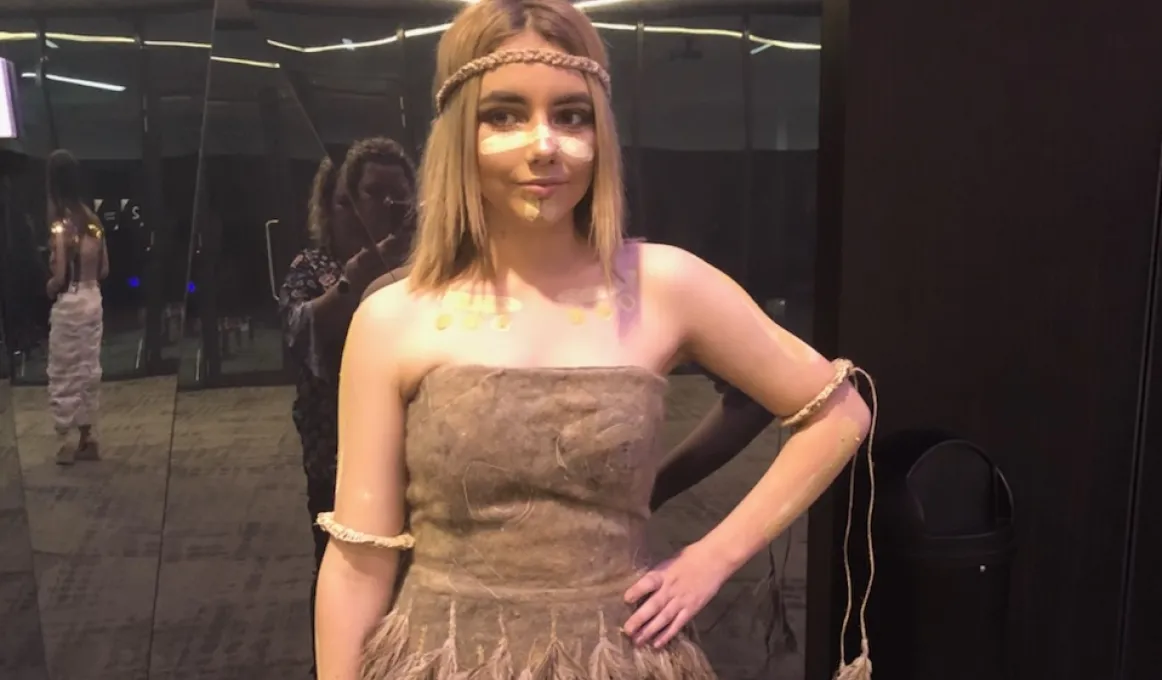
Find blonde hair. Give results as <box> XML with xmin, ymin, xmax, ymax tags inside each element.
<box><xmin>408</xmin><ymin>0</ymin><xmax>625</xmax><ymax>292</ymax></box>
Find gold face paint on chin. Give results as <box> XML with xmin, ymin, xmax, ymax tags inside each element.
<box><xmin>520</xmin><ymin>197</ymin><xmax>542</xmax><ymax>221</ymax></box>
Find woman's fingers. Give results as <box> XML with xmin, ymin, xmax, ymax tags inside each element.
<box><xmin>623</xmin><ymin>570</ymin><xmax>663</xmax><ymax>606</ymax></box>
<box><xmin>632</xmin><ymin>599</ymin><xmax>686</xmax><ymax>647</ymax></box>
<box><xmin>622</xmin><ymin>587</ymin><xmax>664</xmax><ymax>637</ymax></box>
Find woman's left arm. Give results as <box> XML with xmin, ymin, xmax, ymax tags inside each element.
<box><xmin>624</xmin><ymin>244</ymin><xmax>871</xmax><ymax>647</ymax></box>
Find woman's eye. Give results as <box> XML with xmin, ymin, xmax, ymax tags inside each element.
<box><xmin>556</xmin><ymin>109</ymin><xmax>593</xmax><ymax>127</ymax></box>
<box><xmin>482</xmin><ymin>110</ymin><xmax>520</xmax><ymax>128</ymax></box>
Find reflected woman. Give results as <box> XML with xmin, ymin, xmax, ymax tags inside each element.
<box><xmin>315</xmin><ymin>1</ymin><xmax>871</xmax><ymax>678</ymax></box>
<box><xmin>44</xmin><ymin>149</ymin><xmax>108</xmax><ymax>466</ymax></box>
<box><xmin>277</xmin><ymin>139</ymin><xmax>417</xmax><ymax>675</ymax></box>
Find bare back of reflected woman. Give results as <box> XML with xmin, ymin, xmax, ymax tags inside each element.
<box><xmin>312</xmin><ymin>2</ymin><xmax>873</xmax><ymax>679</ymax></box>
<box><xmin>44</xmin><ymin>149</ymin><xmax>108</xmax><ymax>466</ymax></box>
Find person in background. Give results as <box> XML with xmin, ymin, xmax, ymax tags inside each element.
<box><xmin>276</xmin><ymin>137</ymin><xmax>417</xmax><ymax>675</ymax></box>
<box><xmin>44</xmin><ymin>149</ymin><xmax>108</xmax><ymax>466</ymax></box>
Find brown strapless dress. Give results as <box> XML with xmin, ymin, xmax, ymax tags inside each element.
<box><xmin>361</xmin><ymin>364</ymin><xmax>717</xmax><ymax>679</ymax></box>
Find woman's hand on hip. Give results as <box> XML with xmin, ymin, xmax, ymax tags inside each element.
<box><xmin>621</xmin><ymin>541</ymin><xmax>732</xmax><ymax>649</ymax></box>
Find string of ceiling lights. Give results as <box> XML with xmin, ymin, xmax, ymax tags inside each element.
<box><xmin>0</xmin><ymin>2</ymin><xmax>820</xmax><ymax>92</ymax></box>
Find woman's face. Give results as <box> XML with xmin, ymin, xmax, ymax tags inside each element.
<box><xmin>475</xmin><ymin>32</ymin><xmax>596</xmax><ymax>227</ymax></box>
<box><xmin>352</xmin><ymin>162</ymin><xmax>414</xmax><ymax>242</ymax></box>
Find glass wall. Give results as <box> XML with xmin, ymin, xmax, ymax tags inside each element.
<box><xmin>0</xmin><ymin>5</ymin><xmax>213</xmax><ymax>677</ymax></box>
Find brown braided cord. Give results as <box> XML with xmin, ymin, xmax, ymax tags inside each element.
<box><xmin>779</xmin><ymin>358</ymin><xmax>877</xmax><ymax>678</ymax></box>
<box><xmin>435</xmin><ymin>48</ymin><xmax>612</xmax><ymax>114</ymax></box>
<box><xmin>781</xmin><ymin>359</ymin><xmax>856</xmax><ymax>428</ymax></box>
<box><xmin>316</xmin><ymin>512</ymin><xmax>416</xmax><ymax>550</ymax></box>
<box><xmin>834</xmin><ymin>365</ymin><xmax>877</xmax><ymax>680</ymax></box>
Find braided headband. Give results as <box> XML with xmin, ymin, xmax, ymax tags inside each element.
<box><xmin>435</xmin><ymin>48</ymin><xmax>612</xmax><ymax>114</ymax></box>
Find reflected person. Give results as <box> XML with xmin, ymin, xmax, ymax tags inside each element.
<box><xmin>276</xmin><ymin>139</ymin><xmax>417</xmax><ymax>674</ymax></box>
<box><xmin>44</xmin><ymin>149</ymin><xmax>108</xmax><ymax>466</ymax></box>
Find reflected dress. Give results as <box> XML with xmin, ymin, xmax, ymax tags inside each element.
<box><xmin>361</xmin><ymin>364</ymin><xmax>717</xmax><ymax>679</ymax></box>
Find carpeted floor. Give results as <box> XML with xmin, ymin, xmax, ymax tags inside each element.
<box><xmin>1</xmin><ymin>375</ymin><xmax>806</xmax><ymax>680</ymax></box>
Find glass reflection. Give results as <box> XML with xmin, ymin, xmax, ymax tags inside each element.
<box><xmin>749</xmin><ymin>13</ymin><xmax>821</xmax><ymax>340</ymax></box>
<box><xmin>0</xmin><ymin>6</ymin><xmax>211</xmax><ymax>678</ymax></box>
<box><xmin>1</xmin><ymin>17</ymin><xmax>55</xmax><ymax>381</ymax></box>
<box><xmin>180</xmin><ymin>21</ymin><xmax>324</xmax><ymax>386</ymax></box>
<box><xmin>253</xmin><ymin>8</ymin><xmax>410</xmax><ymax>156</ymax></box>
<box><xmin>595</xmin><ymin>23</ymin><xmax>640</xmax><ymax>234</ymax></box>
<box><xmin>638</xmin><ymin>16</ymin><xmax>746</xmax><ymax>275</ymax></box>
<box><xmin>0</xmin><ymin>333</ymin><xmax>48</xmax><ymax>678</ymax></box>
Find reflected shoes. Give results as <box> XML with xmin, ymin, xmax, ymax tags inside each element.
<box><xmin>55</xmin><ymin>441</ymin><xmax>100</xmax><ymax>465</ymax></box>
<box><xmin>76</xmin><ymin>440</ymin><xmax>100</xmax><ymax>461</ymax></box>
<box><xmin>55</xmin><ymin>443</ymin><xmax>75</xmax><ymax>466</ymax></box>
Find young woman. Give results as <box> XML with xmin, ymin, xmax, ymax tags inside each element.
<box><xmin>44</xmin><ymin>149</ymin><xmax>108</xmax><ymax>466</ymax></box>
<box><xmin>314</xmin><ymin>1</ymin><xmax>871</xmax><ymax>678</ymax></box>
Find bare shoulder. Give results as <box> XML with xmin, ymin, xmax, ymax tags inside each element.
<box><xmin>361</xmin><ymin>265</ymin><xmax>412</xmax><ymax>303</ymax></box>
<box><xmin>356</xmin><ymin>277</ymin><xmax>413</xmax><ymax>326</ymax></box>
<box><xmin>348</xmin><ymin>278</ymin><xmax>423</xmax><ymax>362</ymax></box>
<box><xmin>635</xmin><ymin>241</ymin><xmax>743</xmax><ymax>301</ymax></box>
<box><xmin>352</xmin><ymin>279</ymin><xmax>442</xmax><ymax>394</ymax></box>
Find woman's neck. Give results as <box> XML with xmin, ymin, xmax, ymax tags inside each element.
<box><xmin>484</xmin><ymin>212</ymin><xmax>592</xmax><ymax>294</ymax></box>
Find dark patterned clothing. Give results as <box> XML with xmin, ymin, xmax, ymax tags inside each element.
<box><xmin>279</xmin><ymin>247</ymin><xmax>344</xmax><ymax>676</ymax></box>
<box><xmin>279</xmin><ymin>247</ymin><xmax>344</xmax><ymax>483</ymax></box>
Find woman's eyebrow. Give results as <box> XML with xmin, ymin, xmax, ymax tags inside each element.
<box><xmin>553</xmin><ymin>93</ymin><xmax>593</xmax><ymax>107</ymax></box>
<box><xmin>478</xmin><ymin>92</ymin><xmax>593</xmax><ymax>106</ymax></box>
<box><xmin>479</xmin><ymin>91</ymin><xmax>526</xmax><ymax>105</ymax></box>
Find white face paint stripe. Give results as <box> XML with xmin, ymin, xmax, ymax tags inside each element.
<box><xmin>479</xmin><ymin>127</ymin><xmax>594</xmax><ymax>162</ymax></box>
<box><xmin>557</xmin><ymin>137</ymin><xmax>593</xmax><ymax>161</ymax></box>
<box><xmin>479</xmin><ymin>130</ymin><xmax>533</xmax><ymax>155</ymax></box>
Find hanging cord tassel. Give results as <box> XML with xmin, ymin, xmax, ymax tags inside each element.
<box><xmin>834</xmin><ymin>367</ymin><xmax>878</xmax><ymax>680</ymax></box>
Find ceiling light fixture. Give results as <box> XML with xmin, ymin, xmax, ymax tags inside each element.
<box><xmin>147</xmin><ymin>40</ymin><xmax>212</xmax><ymax>50</ymax></box>
<box><xmin>210</xmin><ymin>56</ymin><xmax>280</xmax><ymax>69</ymax></box>
<box><xmin>0</xmin><ymin>10</ymin><xmax>819</xmax><ymax>72</ymax></box>
<box><xmin>591</xmin><ymin>21</ymin><xmax>819</xmax><ymax>51</ymax></box>
<box><xmin>21</xmin><ymin>71</ymin><xmax>126</xmax><ymax>92</ymax></box>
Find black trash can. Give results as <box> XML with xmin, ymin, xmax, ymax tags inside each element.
<box><xmin>866</xmin><ymin>429</ymin><xmax>1015</xmax><ymax>680</ymax></box>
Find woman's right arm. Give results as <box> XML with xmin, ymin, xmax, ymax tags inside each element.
<box><xmin>315</xmin><ymin>293</ymin><xmax>409</xmax><ymax>680</ymax></box>
<box><xmin>278</xmin><ymin>254</ymin><xmax>356</xmax><ymax>380</ymax></box>
<box><xmin>303</xmin><ymin>246</ymin><xmax>397</xmax><ymax>346</ymax></box>
<box><xmin>306</xmin><ymin>284</ymin><xmax>360</xmax><ymax>345</ymax></box>
<box><xmin>46</xmin><ymin>224</ymin><xmax>68</xmax><ymax>298</ymax></box>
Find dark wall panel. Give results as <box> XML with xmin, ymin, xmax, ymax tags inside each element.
<box><xmin>1121</xmin><ymin>146</ymin><xmax>1162</xmax><ymax>680</ymax></box>
<box><xmin>832</xmin><ymin>1</ymin><xmax>1162</xmax><ymax>678</ymax></box>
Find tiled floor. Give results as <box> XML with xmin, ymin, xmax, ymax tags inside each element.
<box><xmin>9</xmin><ymin>377</ymin><xmax>176</xmax><ymax>680</ymax></box>
<box><xmin>0</xmin><ymin>379</ymin><xmax>50</xmax><ymax>680</ymax></box>
<box><xmin>1</xmin><ymin>375</ymin><xmax>806</xmax><ymax>680</ymax></box>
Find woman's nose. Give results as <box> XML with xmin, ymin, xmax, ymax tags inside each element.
<box><xmin>527</xmin><ymin>124</ymin><xmax>561</xmax><ymax>160</ymax></box>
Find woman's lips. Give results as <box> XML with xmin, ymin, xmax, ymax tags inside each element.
<box><xmin>520</xmin><ymin>180</ymin><xmax>565</xmax><ymax>198</ymax></box>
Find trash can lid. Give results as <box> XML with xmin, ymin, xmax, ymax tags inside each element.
<box><xmin>873</xmin><ymin>429</ymin><xmax>1013</xmax><ymax>541</ymax></box>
